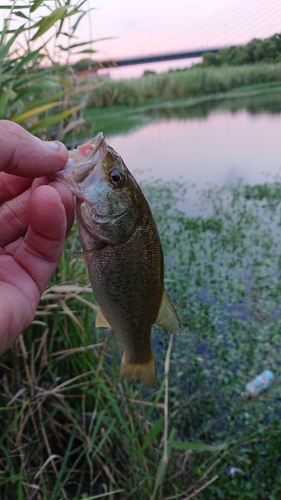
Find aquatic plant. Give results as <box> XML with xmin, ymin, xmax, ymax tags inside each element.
<box><xmin>1</xmin><ymin>178</ymin><xmax>281</xmax><ymax>499</ymax></box>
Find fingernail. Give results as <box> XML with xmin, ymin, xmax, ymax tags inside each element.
<box><xmin>44</xmin><ymin>141</ymin><xmax>60</xmax><ymax>151</ymax></box>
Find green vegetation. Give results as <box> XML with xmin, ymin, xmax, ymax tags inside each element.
<box><xmin>81</xmin><ymin>32</ymin><xmax>281</xmax><ymax>113</ymax></box>
<box><xmin>201</xmin><ymin>33</ymin><xmax>281</xmax><ymax>67</ymax></box>
<box><xmin>1</xmin><ymin>3</ymin><xmax>281</xmax><ymax>498</ymax></box>
<box><xmin>1</xmin><ymin>177</ymin><xmax>281</xmax><ymax>499</ymax></box>
<box><xmin>84</xmin><ymin>84</ymin><xmax>281</xmax><ymax>138</ymax></box>
<box><xmin>86</xmin><ymin>64</ymin><xmax>281</xmax><ymax>110</ymax></box>
<box><xmin>0</xmin><ymin>0</ymin><xmax>98</xmax><ymax>140</ymax></box>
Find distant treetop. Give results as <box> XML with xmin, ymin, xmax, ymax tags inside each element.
<box><xmin>200</xmin><ymin>33</ymin><xmax>281</xmax><ymax>67</ymax></box>
<box><xmin>73</xmin><ymin>58</ymin><xmax>98</xmax><ymax>71</ymax></box>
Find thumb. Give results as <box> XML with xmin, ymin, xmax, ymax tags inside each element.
<box><xmin>0</xmin><ymin>120</ymin><xmax>68</xmax><ymax>177</ymax></box>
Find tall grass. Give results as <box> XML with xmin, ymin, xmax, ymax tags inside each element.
<box><xmin>1</xmin><ymin>178</ymin><xmax>281</xmax><ymax>498</ymax></box>
<box><xmin>89</xmin><ymin>63</ymin><xmax>281</xmax><ymax>107</ymax></box>
<box><xmin>0</xmin><ymin>0</ymin><xmax>100</xmax><ymax>140</ymax></box>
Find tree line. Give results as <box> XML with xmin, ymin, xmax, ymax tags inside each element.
<box><xmin>201</xmin><ymin>33</ymin><xmax>281</xmax><ymax>67</ymax></box>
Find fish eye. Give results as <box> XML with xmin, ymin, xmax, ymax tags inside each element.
<box><xmin>109</xmin><ymin>169</ymin><xmax>125</xmax><ymax>187</ymax></box>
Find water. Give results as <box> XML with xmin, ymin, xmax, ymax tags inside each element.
<box><xmin>108</xmin><ymin>95</ymin><xmax>281</xmax><ymax>215</ymax></box>
<box><xmin>100</xmin><ymin>95</ymin><xmax>281</xmax><ymax>458</ymax></box>
<box><xmin>105</xmin><ymin>93</ymin><xmax>281</xmax><ymax>402</ymax></box>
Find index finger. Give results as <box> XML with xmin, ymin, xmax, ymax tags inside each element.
<box><xmin>0</xmin><ymin>120</ymin><xmax>68</xmax><ymax>178</ymax></box>
<box><xmin>0</xmin><ymin>172</ymin><xmax>32</xmax><ymax>204</ymax></box>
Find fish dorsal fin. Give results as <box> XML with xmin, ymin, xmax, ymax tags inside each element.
<box><xmin>95</xmin><ymin>306</ymin><xmax>111</xmax><ymax>328</ymax></box>
<box><xmin>155</xmin><ymin>290</ymin><xmax>181</xmax><ymax>335</ymax></box>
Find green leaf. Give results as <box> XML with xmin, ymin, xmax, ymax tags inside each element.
<box><xmin>80</xmin><ymin>492</ymin><xmax>124</xmax><ymax>500</ymax></box>
<box><xmin>0</xmin><ymin>406</ymin><xmax>19</xmax><ymax>411</ymax></box>
<box><xmin>0</xmin><ymin>5</ymin><xmax>29</xmax><ymax>8</ymax></box>
<box><xmin>31</xmin><ymin>6</ymin><xmax>68</xmax><ymax>40</ymax></box>
<box><xmin>12</xmin><ymin>102</ymin><xmax>62</xmax><ymax>122</ymax></box>
<box><xmin>74</xmin><ymin>49</ymin><xmax>97</xmax><ymax>54</ymax></box>
<box><xmin>91</xmin><ymin>418</ymin><xmax>116</xmax><ymax>460</ymax></box>
<box><xmin>58</xmin><ymin>40</ymin><xmax>96</xmax><ymax>51</ymax></box>
<box><xmin>30</xmin><ymin>0</ymin><xmax>45</xmax><ymax>13</ymax></box>
<box><xmin>71</xmin><ymin>10</ymin><xmax>86</xmax><ymax>33</ymax></box>
<box><xmin>59</xmin><ymin>37</ymin><xmax>111</xmax><ymax>51</ymax></box>
<box><xmin>140</xmin><ymin>417</ymin><xmax>164</xmax><ymax>453</ymax></box>
<box><xmin>71</xmin><ymin>0</ymin><xmax>88</xmax><ymax>12</ymax></box>
<box><xmin>9</xmin><ymin>49</ymin><xmax>41</xmax><ymax>75</ymax></box>
<box><xmin>27</xmin><ymin>104</ymin><xmax>84</xmax><ymax>133</ymax></box>
<box><xmin>169</xmin><ymin>440</ymin><xmax>227</xmax><ymax>452</ymax></box>
<box><xmin>50</xmin><ymin>427</ymin><xmax>77</xmax><ymax>499</ymax></box>
<box><xmin>12</xmin><ymin>90</ymin><xmax>67</xmax><ymax>115</ymax></box>
<box><xmin>0</xmin><ymin>24</ymin><xmax>26</xmax><ymax>59</ymax></box>
<box><xmin>14</xmin><ymin>11</ymin><xmax>29</xmax><ymax>19</ymax></box>
<box><xmin>0</xmin><ymin>80</ymin><xmax>16</xmax><ymax>118</ymax></box>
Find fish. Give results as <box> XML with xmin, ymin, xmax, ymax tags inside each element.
<box><xmin>53</xmin><ymin>132</ymin><xmax>180</xmax><ymax>387</ymax></box>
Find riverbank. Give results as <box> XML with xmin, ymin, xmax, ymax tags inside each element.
<box><xmin>87</xmin><ymin>63</ymin><xmax>281</xmax><ymax>109</ymax></box>
<box><xmin>83</xmin><ymin>81</ymin><xmax>281</xmax><ymax>138</ymax></box>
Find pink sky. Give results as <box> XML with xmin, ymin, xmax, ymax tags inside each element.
<box><xmin>2</xmin><ymin>0</ymin><xmax>280</xmax><ymax>79</ymax></box>
<box><xmin>70</xmin><ymin>0</ymin><xmax>281</xmax><ymax>78</ymax></box>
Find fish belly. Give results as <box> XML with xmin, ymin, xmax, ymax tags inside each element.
<box><xmin>78</xmin><ymin>211</ymin><xmax>164</xmax><ymax>385</ymax></box>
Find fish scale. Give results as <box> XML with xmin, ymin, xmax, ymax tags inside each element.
<box><xmin>52</xmin><ymin>132</ymin><xmax>180</xmax><ymax>386</ymax></box>
<box><xmin>77</xmin><ymin>199</ymin><xmax>163</xmax><ymax>366</ymax></box>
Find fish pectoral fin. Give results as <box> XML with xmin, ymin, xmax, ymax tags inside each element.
<box><xmin>83</xmin><ymin>256</ymin><xmax>88</xmax><ymax>272</ymax></box>
<box><xmin>68</xmin><ymin>242</ymin><xmax>107</xmax><ymax>258</ymax></box>
<box><xmin>67</xmin><ymin>247</ymin><xmax>96</xmax><ymax>257</ymax></box>
<box><xmin>95</xmin><ymin>306</ymin><xmax>111</xmax><ymax>328</ymax></box>
<box><xmin>155</xmin><ymin>290</ymin><xmax>181</xmax><ymax>335</ymax></box>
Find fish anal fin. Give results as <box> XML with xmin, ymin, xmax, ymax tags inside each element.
<box><xmin>119</xmin><ymin>354</ymin><xmax>157</xmax><ymax>388</ymax></box>
<box><xmin>155</xmin><ymin>290</ymin><xmax>181</xmax><ymax>335</ymax></box>
<box><xmin>95</xmin><ymin>306</ymin><xmax>111</xmax><ymax>328</ymax></box>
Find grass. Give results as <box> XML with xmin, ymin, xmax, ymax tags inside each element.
<box><xmin>86</xmin><ymin>63</ymin><xmax>281</xmax><ymax>109</ymax></box>
<box><xmin>1</xmin><ymin>174</ymin><xmax>281</xmax><ymax>499</ymax></box>
<box><xmin>77</xmin><ymin>82</ymin><xmax>281</xmax><ymax>141</ymax></box>
<box><xmin>0</xmin><ymin>1</ymin><xmax>100</xmax><ymax>140</ymax></box>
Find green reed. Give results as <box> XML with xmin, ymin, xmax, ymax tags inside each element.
<box><xmin>87</xmin><ymin>63</ymin><xmax>281</xmax><ymax>108</ymax></box>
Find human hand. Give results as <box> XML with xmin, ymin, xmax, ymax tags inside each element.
<box><xmin>0</xmin><ymin>120</ymin><xmax>74</xmax><ymax>355</ymax></box>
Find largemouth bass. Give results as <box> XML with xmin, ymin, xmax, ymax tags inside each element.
<box><xmin>53</xmin><ymin>132</ymin><xmax>180</xmax><ymax>387</ymax></box>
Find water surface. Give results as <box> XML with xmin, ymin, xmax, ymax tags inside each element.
<box><xmin>107</xmin><ymin>94</ymin><xmax>281</xmax><ymax>215</ymax></box>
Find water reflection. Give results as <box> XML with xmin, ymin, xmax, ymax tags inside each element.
<box><xmin>109</xmin><ymin>93</ymin><xmax>281</xmax><ymax>215</ymax></box>
<box><xmin>141</xmin><ymin>90</ymin><xmax>281</xmax><ymax>119</ymax></box>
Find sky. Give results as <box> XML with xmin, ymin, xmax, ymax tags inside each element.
<box><xmin>69</xmin><ymin>0</ymin><xmax>281</xmax><ymax>78</ymax></box>
<box><xmin>2</xmin><ymin>0</ymin><xmax>281</xmax><ymax>79</ymax></box>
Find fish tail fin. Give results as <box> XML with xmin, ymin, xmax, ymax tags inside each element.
<box><xmin>119</xmin><ymin>355</ymin><xmax>157</xmax><ymax>388</ymax></box>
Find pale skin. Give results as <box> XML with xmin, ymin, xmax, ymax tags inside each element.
<box><xmin>0</xmin><ymin>120</ymin><xmax>74</xmax><ymax>355</ymax></box>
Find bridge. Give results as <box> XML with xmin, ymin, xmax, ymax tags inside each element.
<box><xmin>96</xmin><ymin>46</ymin><xmax>230</xmax><ymax>69</ymax></box>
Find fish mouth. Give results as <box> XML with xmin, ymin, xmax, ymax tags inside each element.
<box><xmin>51</xmin><ymin>132</ymin><xmax>106</xmax><ymax>195</ymax></box>
<box><xmin>74</xmin><ymin>132</ymin><xmax>106</xmax><ymax>183</ymax></box>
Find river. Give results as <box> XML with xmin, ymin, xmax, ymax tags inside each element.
<box><xmin>107</xmin><ymin>92</ymin><xmax>281</xmax><ymax>215</ymax></box>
